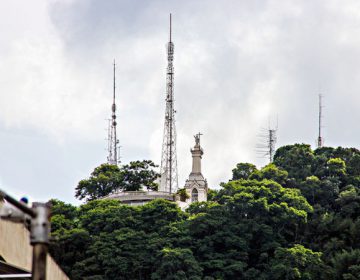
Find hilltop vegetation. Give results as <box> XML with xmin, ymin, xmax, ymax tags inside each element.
<box><xmin>75</xmin><ymin>160</ymin><xmax>160</xmax><ymax>201</ymax></box>
<box><xmin>50</xmin><ymin>144</ymin><xmax>360</xmax><ymax>279</ymax></box>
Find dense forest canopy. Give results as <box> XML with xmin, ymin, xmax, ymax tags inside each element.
<box><xmin>50</xmin><ymin>144</ymin><xmax>360</xmax><ymax>279</ymax></box>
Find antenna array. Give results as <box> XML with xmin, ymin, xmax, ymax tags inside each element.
<box><xmin>256</xmin><ymin>120</ymin><xmax>278</xmax><ymax>163</ymax></box>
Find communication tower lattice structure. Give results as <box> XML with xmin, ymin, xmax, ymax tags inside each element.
<box><xmin>160</xmin><ymin>14</ymin><xmax>178</xmax><ymax>193</ymax></box>
<box><xmin>256</xmin><ymin>120</ymin><xmax>278</xmax><ymax>163</ymax></box>
<box><xmin>317</xmin><ymin>94</ymin><xmax>324</xmax><ymax>148</ymax></box>
<box><xmin>107</xmin><ymin>60</ymin><xmax>120</xmax><ymax>165</ymax></box>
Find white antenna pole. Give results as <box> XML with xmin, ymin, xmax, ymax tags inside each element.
<box><xmin>317</xmin><ymin>94</ymin><xmax>324</xmax><ymax>148</ymax></box>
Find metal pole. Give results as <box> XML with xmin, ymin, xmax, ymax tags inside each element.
<box><xmin>32</xmin><ymin>244</ymin><xmax>48</xmax><ymax>280</ymax></box>
<box><xmin>30</xmin><ymin>202</ymin><xmax>51</xmax><ymax>280</ymax></box>
<box><xmin>0</xmin><ymin>190</ymin><xmax>50</xmax><ymax>280</ymax></box>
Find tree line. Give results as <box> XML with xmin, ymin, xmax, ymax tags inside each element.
<box><xmin>49</xmin><ymin>144</ymin><xmax>360</xmax><ymax>279</ymax></box>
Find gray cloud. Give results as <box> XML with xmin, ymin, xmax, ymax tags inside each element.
<box><xmin>1</xmin><ymin>0</ymin><xmax>360</xmax><ymax>203</ymax></box>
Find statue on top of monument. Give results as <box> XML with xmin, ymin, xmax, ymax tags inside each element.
<box><xmin>194</xmin><ymin>132</ymin><xmax>202</xmax><ymax>146</ymax></box>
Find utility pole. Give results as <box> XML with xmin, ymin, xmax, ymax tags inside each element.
<box><xmin>160</xmin><ymin>14</ymin><xmax>178</xmax><ymax>193</ymax></box>
<box><xmin>0</xmin><ymin>189</ymin><xmax>50</xmax><ymax>280</ymax></box>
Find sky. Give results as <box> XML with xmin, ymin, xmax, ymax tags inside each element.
<box><xmin>1</xmin><ymin>0</ymin><xmax>360</xmax><ymax>205</ymax></box>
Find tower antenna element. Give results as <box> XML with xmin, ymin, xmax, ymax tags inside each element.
<box><xmin>169</xmin><ymin>13</ymin><xmax>172</xmax><ymax>42</ymax></box>
<box><xmin>256</xmin><ymin>117</ymin><xmax>278</xmax><ymax>163</ymax></box>
<box><xmin>160</xmin><ymin>13</ymin><xmax>178</xmax><ymax>193</ymax></box>
<box><xmin>107</xmin><ymin>60</ymin><xmax>120</xmax><ymax>165</ymax></box>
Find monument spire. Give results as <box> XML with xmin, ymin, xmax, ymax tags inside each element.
<box><xmin>191</xmin><ymin>133</ymin><xmax>204</xmax><ymax>175</ymax></box>
<box><xmin>183</xmin><ymin>133</ymin><xmax>208</xmax><ymax>203</ymax></box>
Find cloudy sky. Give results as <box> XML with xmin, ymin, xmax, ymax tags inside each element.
<box><xmin>1</xmin><ymin>0</ymin><xmax>360</xmax><ymax>204</ymax></box>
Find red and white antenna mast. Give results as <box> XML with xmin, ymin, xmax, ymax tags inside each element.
<box><xmin>107</xmin><ymin>60</ymin><xmax>120</xmax><ymax>165</ymax></box>
<box><xmin>160</xmin><ymin>14</ymin><xmax>178</xmax><ymax>193</ymax></box>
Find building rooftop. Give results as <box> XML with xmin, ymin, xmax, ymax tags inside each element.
<box><xmin>104</xmin><ymin>191</ymin><xmax>175</xmax><ymax>205</ymax></box>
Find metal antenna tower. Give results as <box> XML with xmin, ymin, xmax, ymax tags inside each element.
<box><xmin>317</xmin><ymin>94</ymin><xmax>324</xmax><ymax>148</ymax></box>
<box><xmin>256</xmin><ymin>118</ymin><xmax>278</xmax><ymax>163</ymax></box>
<box><xmin>107</xmin><ymin>60</ymin><xmax>120</xmax><ymax>165</ymax></box>
<box><xmin>160</xmin><ymin>14</ymin><xmax>178</xmax><ymax>193</ymax></box>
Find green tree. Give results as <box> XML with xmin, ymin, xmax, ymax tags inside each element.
<box><xmin>50</xmin><ymin>144</ymin><xmax>360</xmax><ymax>280</ymax></box>
<box><xmin>50</xmin><ymin>199</ymin><xmax>78</xmax><ymax>219</ymax></box>
<box><xmin>232</xmin><ymin>163</ymin><xmax>258</xmax><ymax>180</ymax></box>
<box><xmin>50</xmin><ymin>199</ymin><xmax>188</xmax><ymax>279</ymax></box>
<box><xmin>330</xmin><ymin>249</ymin><xmax>360</xmax><ymax>280</ymax></box>
<box><xmin>75</xmin><ymin>164</ymin><xmax>122</xmax><ymax>201</ymax></box>
<box><xmin>335</xmin><ymin>185</ymin><xmax>360</xmax><ymax>219</ymax></box>
<box><xmin>151</xmin><ymin>248</ymin><xmax>203</xmax><ymax>280</ymax></box>
<box><xmin>300</xmin><ymin>176</ymin><xmax>320</xmax><ymax>205</ymax></box>
<box><xmin>50</xmin><ymin>199</ymin><xmax>78</xmax><ymax>233</ymax></box>
<box><xmin>249</xmin><ymin>163</ymin><xmax>288</xmax><ymax>185</ymax></box>
<box><xmin>119</xmin><ymin>160</ymin><xmax>160</xmax><ymax>192</ymax></box>
<box><xmin>49</xmin><ymin>228</ymin><xmax>92</xmax><ymax>278</ymax></box>
<box><xmin>184</xmin><ymin>201</ymin><xmax>249</xmax><ymax>279</ymax></box>
<box><xmin>347</xmin><ymin>154</ymin><xmax>360</xmax><ymax>176</ymax></box>
<box><xmin>299</xmin><ymin>176</ymin><xmax>339</xmax><ymax>208</ymax></box>
<box><xmin>184</xmin><ymin>179</ymin><xmax>313</xmax><ymax>279</ymax></box>
<box><xmin>269</xmin><ymin>244</ymin><xmax>324</xmax><ymax>280</ymax></box>
<box><xmin>75</xmin><ymin>160</ymin><xmax>160</xmax><ymax>201</ymax></box>
<box><xmin>274</xmin><ymin>144</ymin><xmax>315</xmax><ymax>180</ymax></box>
<box><xmin>327</xmin><ymin>158</ymin><xmax>346</xmax><ymax>177</ymax></box>
<box><xmin>207</xmin><ymin>188</ymin><xmax>219</xmax><ymax>201</ymax></box>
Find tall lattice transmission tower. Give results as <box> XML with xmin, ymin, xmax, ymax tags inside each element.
<box><xmin>317</xmin><ymin>94</ymin><xmax>324</xmax><ymax>148</ymax></box>
<box><xmin>160</xmin><ymin>14</ymin><xmax>178</xmax><ymax>193</ymax></box>
<box><xmin>107</xmin><ymin>60</ymin><xmax>120</xmax><ymax>165</ymax></box>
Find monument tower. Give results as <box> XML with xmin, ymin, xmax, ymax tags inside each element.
<box><xmin>183</xmin><ymin>133</ymin><xmax>208</xmax><ymax>203</ymax></box>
